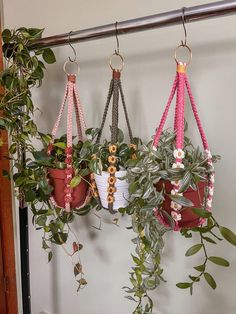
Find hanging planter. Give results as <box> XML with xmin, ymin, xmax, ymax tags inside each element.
<box><xmin>124</xmin><ymin>43</ymin><xmax>236</xmax><ymax>313</ymax></box>
<box><xmin>46</xmin><ymin>70</ymin><xmax>90</xmax><ymax>212</ymax></box>
<box><xmin>94</xmin><ymin>170</ymin><xmax>129</xmax><ymax>210</ymax></box>
<box><xmin>151</xmin><ymin>55</ymin><xmax>215</xmax><ymax>230</ymax></box>
<box><xmin>87</xmin><ymin>53</ymin><xmax>138</xmax><ymax>212</ymax></box>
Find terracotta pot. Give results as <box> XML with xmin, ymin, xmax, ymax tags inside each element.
<box><xmin>48</xmin><ymin>168</ymin><xmax>89</xmax><ymax>208</ymax></box>
<box><xmin>94</xmin><ymin>170</ymin><xmax>129</xmax><ymax>210</ymax></box>
<box><xmin>155</xmin><ymin>180</ymin><xmax>207</xmax><ymax>228</ymax></box>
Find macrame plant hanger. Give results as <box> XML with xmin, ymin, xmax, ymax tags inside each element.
<box><xmin>91</xmin><ymin>50</ymin><xmax>134</xmax><ymax>213</ymax></box>
<box><xmin>152</xmin><ymin>43</ymin><xmax>215</xmax><ymax>230</ymax></box>
<box><xmin>47</xmin><ymin>54</ymin><xmax>89</xmax><ymax>212</ymax></box>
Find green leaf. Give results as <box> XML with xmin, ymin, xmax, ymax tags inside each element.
<box><xmin>42</xmin><ymin>48</ymin><xmax>56</xmax><ymax>64</ymax></box>
<box><xmin>176</xmin><ymin>282</ymin><xmax>191</xmax><ymax>289</ymax></box>
<box><xmin>143</xmin><ymin>278</ymin><xmax>157</xmax><ymax>290</ymax></box>
<box><xmin>192</xmin><ymin>207</ymin><xmax>212</xmax><ymax>218</ymax></box>
<box><xmin>28</xmin><ymin>28</ymin><xmax>44</xmax><ymax>38</ymax></box>
<box><xmin>36</xmin><ymin>215</ymin><xmax>47</xmax><ymax>226</ymax></box>
<box><xmin>75</xmin><ymin>204</ymin><xmax>91</xmax><ymax>216</ymax></box>
<box><xmin>219</xmin><ymin>226</ymin><xmax>236</xmax><ymax>246</ymax></box>
<box><xmin>168</xmin><ymin>194</ymin><xmax>194</xmax><ymax>207</ymax></box>
<box><xmin>78</xmin><ymin>278</ymin><xmax>87</xmax><ymax>286</ymax></box>
<box><xmin>52</xmin><ymin>232</ymin><xmax>68</xmax><ymax>245</ymax></box>
<box><xmin>131</xmin><ymin>255</ymin><xmax>141</xmax><ymax>265</ymax></box>
<box><xmin>194</xmin><ymin>264</ymin><xmax>205</xmax><ymax>272</ymax></box>
<box><xmin>204</xmin><ymin>272</ymin><xmax>217</xmax><ymax>290</ymax></box>
<box><xmin>129</xmin><ymin>181</ymin><xmax>139</xmax><ymax>194</ymax></box>
<box><xmin>53</xmin><ymin>142</ymin><xmax>66</xmax><ymax>149</ymax></box>
<box><xmin>48</xmin><ymin>251</ymin><xmax>53</xmax><ymax>262</ymax></box>
<box><xmin>208</xmin><ymin>256</ymin><xmax>230</xmax><ymax>267</ymax></box>
<box><xmin>70</xmin><ymin>176</ymin><xmax>81</xmax><ymax>188</ymax></box>
<box><xmin>74</xmin><ymin>263</ymin><xmax>82</xmax><ymax>276</ymax></box>
<box><xmin>178</xmin><ymin>171</ymin><xmax>192</xmax><ymax>193</ymax></box>
<box><xmin>2</xmin><ymin>29</ymin><xmax>11</xmax><ymax>43</ymax></box>
<box><xmin>202</xmin><ymin>236</ymin><xmax>216</xmax><ymax>244</ymax></box>
<box><xmin>42</xmin><ymin>239</ymin><xmax>50</xmax><ymax>250</ymax></box>
<box><xmin>185</xmin><ymin>244</ymin><xmax>203</xmax><ymax>257</ymax></box>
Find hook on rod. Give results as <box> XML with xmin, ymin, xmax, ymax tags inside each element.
<box><xmin>68</xmin><ymin>31</ymin><xmax>77</xmax><ymax>62</ymax></box>
<box><xmin>181</xmin><ymin>7</ymin><xmax>187</xmax><ymax>46</ymax></box>
<box><xmin>114</xmin><ymin>21</ymin><xmax>120</xmax><ymax>54</ymax></box>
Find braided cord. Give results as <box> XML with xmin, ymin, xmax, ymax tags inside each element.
<box><xmin>96</xmin><ymin>78</ymin><xmax>114</xmax><ymax>144</ymax></box>
<box><xmin>111</xmin><ymin>77</ymin><xmax>119</xmax><ymax>144</ymax></box>
<box><xmin>184</xmin><ymin>75</ymin><xmax>209</xmax><ymax>150</ymax></box>
<box><xmin>118</xmin><ymin>80</ymin><xmax>134</xmax><ymax>143</ymax></box>
<box><xmin>153</xmin><ymin>73</ymin><xmax>178</xmax><ymax>148</ymax></box>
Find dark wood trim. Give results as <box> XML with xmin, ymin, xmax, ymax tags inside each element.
<box><xmin>0</xmin><ymin>29</ymin><xmax>18</xmax><ymax>314</ymax></box>
<box><xmin>0</xmin><ymin>230</ymin><xmax>7</xmax><ymax>314</ymax></box>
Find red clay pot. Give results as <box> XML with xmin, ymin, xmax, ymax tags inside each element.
<box><xmin>155</xmin><ymin>180</ymin><xmax>207</xmax><ymax>228</ymax></box>
<box><xmin>48</xmin><ymin>168</ymin><xmax>89</xmax><ymax>208</ymax></box>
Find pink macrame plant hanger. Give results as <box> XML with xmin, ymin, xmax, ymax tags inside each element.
<box><xmin>152</xmin><ymin>62</ymin><xmax>215</xmax><ymax>231</ymax></box>
<box><xmin>47</xmin><ymin>74</ymin><xmax>89</xmax><ymax>212</ymax></box>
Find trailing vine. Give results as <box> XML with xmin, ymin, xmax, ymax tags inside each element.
<box><xmin>0</xmin><ymin>28</ymin><xmax>91</xmax><ymax>290</ymax></box>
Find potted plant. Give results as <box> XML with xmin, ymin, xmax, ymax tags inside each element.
<box><xmin>87</xmin><ymin>66</ymin><xmax>138</xmax><ymax>212</ymax></box>
<box><xmin>86</xmin><ymin>127</ymin><xmax>139</xmax><ymax>211</ymax></box>
<box><xmin>124</xmin><ymin>128</ymin><xmax>236</xmax><ymax>313</ymax></box>
<box><xmin>122</xmin><ymin>61</ymin><xmax>236</xmax><ymax>313</ymax></box>
<box><xmin>35</xmin><ymin>133</ymin><xmax>91</xmax><ymax>208</ymax></box>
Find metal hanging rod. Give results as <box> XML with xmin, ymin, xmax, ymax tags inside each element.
<box><xmin>30</xmin><ymin>0</ymin><xmax>236</xmax><ymax>49</ymax></box>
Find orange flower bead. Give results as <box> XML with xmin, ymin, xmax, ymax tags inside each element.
<box><xmin>107</xmin><ymin>195</ymin><xmax>115</xmax><ymax>203</ymax></box>
<box><xmin>108</xmin><ymin>166</ymin><xmax>116</xmax><ymax>174</ymax></box>
<box><xmin>108</xmin><ymin>155</ymin><xmax>117</xmax><ymax>164</ymax></box>
<box><xmin>91</xmin><ymin>182</ymin><xmax>97</xmax><ymax>189</ymax></box>
<box><xmin>107</xmin><ymin>186</ymin><xmax>117</xmax><ymax>194</ymax></box>
<box><xmin>108</xmin><ymin>176</ymin><xmax>117</xmax><ymax>185</ymax></box>
<box><xmin>109</xmin><ymin>145</ymin><xmax>117</xmax><ymax>154</ymax></box>
<box><xmin>129</xmin><ymin>144</ymin><xmax>137</xmax><ymax>150</ymax></box>
<box><xmin>93</xmin><ymin>191</ymin><xmax>99</xmax><ymax>198</ymax></box>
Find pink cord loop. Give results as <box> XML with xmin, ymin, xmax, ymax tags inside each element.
<box><xmin>48</xmin><ymin>73</ymin><xmax>87</xmax><ymax>212</ymax></box>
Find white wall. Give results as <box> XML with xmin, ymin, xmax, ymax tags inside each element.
<box><xmin>3</xmin><ymin>1</ymin><xmax>236</xmax><ymax>314</ymax></box>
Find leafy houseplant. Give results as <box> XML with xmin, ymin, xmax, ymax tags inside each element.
<box><xmin>86</xmin><ymin>127</ymin><xmax>139</xmax><ymax>210</ymax></box>
<box><xmin>122</xmin><ymin>61</ymin><xmax>236</xmax><ymax>313</ymax></box>
<box><xmin>88</xmin><ymin>68</ymin><xmax>138</xmax><ymax>212</ymax></box>
<box><xmin>124</xmin><ymin>129</ymin><xmax>236</xmax><ymax>313</ymax></box>
<box><xmin>0</xmin><ymin>27</ymin><xmax>92</xmax><ymax>290</ymax></box>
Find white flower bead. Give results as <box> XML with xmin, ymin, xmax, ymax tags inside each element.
<box><xmin>152</xmin><ymin>145</ymin><xmax>157</xmax><ymax>151</ymax></box>
<box><xmin>171</xmin><ymin>180</ymin><xmax>180</xmax><ymax>186</ymax></box>
<box><xmin>171</xmin><ymin>201</ymin><xmax>182</xmax><ymax>211</ymax></box>
<box><xmin>171</xmin><ymin>211</ymin><xmax>182</xmax><ymax>222</ymax></box>
<box><xmin>171</xmin><ymin>189</ymin><xmax>183</xmax><ymax>196</ymax></box>
<box><xmin>210</xmin><ymin>174</ymin><xmax>215</xmax><ymax>184</ymax></box>
<box><xmin>172</xmin><ymin>162</ymin><xmax>185</xmax><ymax>169</ymax></box>
<box><xmin>173</xmin><ymin>148</ymin><xmax>185</xmax><ymax>159</ymax></box>
<box><xmin>207</xmin><ymin>199</ymin><xmax>213</xmax><ymax>207</ymax></box>
<box><xmin>209</xmin><ymin>187</ymin><xmax>214</xmax><ymax>196</ymax></box>
<box><xmin>205</xmin><ymin>150</ymin><xmax>212</xmax><ymax>159</ymax></box>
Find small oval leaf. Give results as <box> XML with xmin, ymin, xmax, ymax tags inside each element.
<box><xmin>204</xmin><ymin>272</ymin><xmax>217</xmax><ymax>290</ymax></box>
<box><xmin>219</xmin><ymin>226</ymin><xmax>236</xmax><ymax>246</ymax></box>
<box><xmin>185</xmin><ymin>244</ymin><xmax>203</xmax><ymax>257</ymax></box>
<box><xmin>208</xmin><ymin>256</ymin><xmax>230</xmax><ymax>267</ymax></box>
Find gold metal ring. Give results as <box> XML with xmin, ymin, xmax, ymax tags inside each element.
<box><xmin>109</xmin><ymin>52</ymin><xmax>124</xmax><ymax>72</ymax></box>
<box><xmin>63</xmin><ymin>59</ymin><xmax>80</xmax><ymax>75</ymax></box>
<box><xmin>174</xmin><ymin>44</ymin><xmax>192</xmax><ymax>65</ymax></box>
